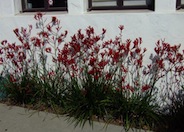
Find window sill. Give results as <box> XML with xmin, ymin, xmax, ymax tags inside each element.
<box><xmin>14</xmin><ymin>9</ymin><xmax>184</xmax><ymax>16</ymax></box>
<box><xmin>86</xmin><ymin>9</ymin><xmax>154</xmax><ymax>14</ymax></box>
<box><xmin>16</xmin><ymin>11</ymin><xmax>68</xmax><ymax>16</ymax></box>
<box><xmin>176</xmin><ymin>8</ymin><xmax>184</xmax><ymax>12</ymax></box>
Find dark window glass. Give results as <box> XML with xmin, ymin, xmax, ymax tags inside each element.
<box><xmin>181</xmin><ymin>0</ymin><xmax>184</xmax><ymax>7</ymax></box>
<box><xmin>22</xmin><ymin>0</ymin><xmax>67</xmax><ymax>12</ymax></box>
<box><xmin>176</xmin><ymin>0</ymin><xmax>181</xmax><ymax>9</ymax></box>
<box><xmin>51</xmin><ymin>0</ymin><xmax>67</xmax><ymax>7</ymax></box>
<box><xmin>89</xmin><ymin>0</ymin><xmax>154</xmax><ymax>10</ymax></box>
<box><xmin>30</xmin><ymin>0</ymin><xmax>44</xmax><ymax>8</ymax></box>
<box><xmin>176</xmin><ymin>0</ymin><xmax>184</xmax><ymax>9</ymax></box>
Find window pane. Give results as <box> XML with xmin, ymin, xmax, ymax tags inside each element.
<box><xmin>182</xmin><ymin>0</ymin><xmax>184</xmax><ymax>4</ymax></box>
<box><xmin>91</xmin><ymin>0</ymin><xmax>151</xmax><ymax>7</ymax></box>
<box><xmin>49</xmin><ymin>0</ymin><xmax>67</xmax><ymax>8</ymax></box>
<box><xmin>24</xmin><ymin>0</ymin><xmax>44</xmax><ymax>9</ymax></box>
<box><xmin>90</xmin><ymin>0</ymin><xmax>154</xmax><ymax>10</ymax></box>
<box><xmin>92</xmin><ymin>0</ymin><xmax>117</xmax><ymax>7</ymax></box>
<box><xmin>123</xmin><ymin>0</ymin><xmax>146</xmax><ymax>6</ymax></box>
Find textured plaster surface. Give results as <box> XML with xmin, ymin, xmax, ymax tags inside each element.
<box><xmin>0</xmin><ymin>0</ymin><xmax>184</xmax><ymax>71</ymax></box>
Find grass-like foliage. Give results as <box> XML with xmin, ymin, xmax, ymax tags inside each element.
<box><xmin>105</xmin><ymin>89</ymin><xmax>160</xmax><ymax>131</ymax></box>
<box><xmin>0</xmin><ymin>13</ymin><xmax>184</xmax><ymax>131</ymax></box>
<box><xmin>64</xmin><ymin>72</ymin><xmax>113</xmax><ymax>128</ymax></box>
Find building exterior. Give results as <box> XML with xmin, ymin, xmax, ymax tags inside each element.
<box><xmin>0</xmin><ymin>0</ymin><xmax>184</xmax><ymax>65</ymax></box>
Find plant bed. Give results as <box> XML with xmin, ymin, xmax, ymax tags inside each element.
<box><xmin>0</xmin><ymin>13</ymin><xmax>184</xmax><ymax>132</ymax></box>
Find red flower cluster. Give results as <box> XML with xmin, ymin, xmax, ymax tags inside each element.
<box><xmin>1</xmin><ymin>13</ymin><xmax>184</xmax><ymax>96</ymax></box>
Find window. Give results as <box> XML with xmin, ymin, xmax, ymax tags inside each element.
<box><xmin>88</xmin><ymin>0</ymin><xmax>154</xmax><ymax>11</ymax></box>
<box><xmin>22</xmin><ymin>0</ymin><xmax>67</xmax><ymax>12</ymax></box>
<box><xmin>176</xmin><ymin>0</ymin><xmax>184</xmax><ymax>9</ymax></box>
<box><xmin>181</xmin><ymin>0</ymin><xmax>184</xmax><ymax>7</ymax></box>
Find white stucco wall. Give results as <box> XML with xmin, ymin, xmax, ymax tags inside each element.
<box><xmin>155</xmin><ymin>0</ymin><xmax>176</xmax><ymax>12</ymax></box>
<box><xmin>0</xmin><ymin>0</ymin><xmax>184</xmax><ymax>71</ymax></box>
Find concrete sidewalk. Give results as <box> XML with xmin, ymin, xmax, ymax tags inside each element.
<box><xmin>0</xmin><ymin>103</ymin><xmax>147</xmax><ymax>132</ymax></box>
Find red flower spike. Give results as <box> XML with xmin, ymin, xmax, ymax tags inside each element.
<box><xmin>154</xmin><ymin>47</ymin><xmax>160</xmax><ymax>55</ymax></box>
<box><xmin>130</xmin><ymin>51</ymin><xmax>134</xmax><ymax>58</ymax></box>
<box><xmin>121</xmin><ymin>76</ymin><xmax>126</xmax><ymax>82</ymax></box>
<box><xmin>52</xmin><ymin>16</ymin><xmax>57</xmax><ymax>23</ymax></box>
<box><xmin>143</xmin><ymin>48</ymin><xmax>147</xmax><ymax>53</ymax></box>
<box><xmin>48</xmin><ymin>71</ymin><xmax>55</xmax><ymax>76</ymax></box>
<box><xmin>10</xmin><ymin>75</ymin><xmax>16</xmax><ymax>82</ymax></box>
<box><xmin>77</xmin><ymin>29</ymin><xmax>84</xmax><ymax>40</ymax></box>
<box><xmin>58</xmin><ymin>36</ymin><xmax>64</xmax><ymax>43</ymax></box>
<box><xmin>139</xmin><ymin>37</ymin><xmax>142</xmax><ymax>44</ymax></box>
<box><xmin>119</xmin><ymin>25</ymin><xmax>124</xmax><ymax>31</ymax></box>
<box><xmin>29</xmin><ymin>25</ymin><xmax>32</xmax><ymax>30</ymax></box>
<box><xmin>156</xmin><ymin>40</ymin><xmax>160</xmax><ymax>46</ymax></box>
<box><xmin>135</xmin><ymin>48</ymin><xmax>141</xmax><ymax>54</ymax></box>
<box><xmin>18</xmin><ymin>52</ymin><xmax>26</xmax><ymax>60</ymax></box>
<box><xmin>18</xmin><ymin>37</ymin><xmax>24</xmax><ymax>43</ymax></box>
<box><xmin>23</xmin><ymin>43</ymin><xmax>30</xmax><ymax>50</ymax></box>
<box><xmin>121</xmin><ymin>66</ymin><xmax>128</xmax><ymax>73</ymax></box>
<box><xmin>1</xmin><ymin>40</ymin><xmax>7</xmax><ymax>45</ymax></box>
<box><xmin>102</xmin><ymin>28</ymin><xmax>106</xmax><ymax>34</ymax></box>
<box><xmin>175</xmin><ymin>66</ymin><xmax>184</xmax><ymax>73</ymax></box>
<box><xmin>56</xmin><ymin>26</ymin><xmax>61</xmax><ymax>31</ymax></box>
<box><xmin>94</xmin><ymin>75</ymin><xmax>99</xmax><ymax>80</ymax></box>
<box><xmin>116</xmin><ymin>88</ymin><xmax>120</xmax><ymax>92</ymax></box>
<box><xmin>7</xmin><ymin>52</ymin><xmax>14</xmax><ymax>59</ymax></box>
<box><xmin>88</xmin><ymin>68</ymin><xmax>95</xmax><ymax>75</ymax></box>
<box><xmin>64</xmin><ymin>30</ymin><xmax>68</xmax><ymax>36</ymax></box>
<box><xmin>126</xmin><ymin>84</ymin><xmax>134</xmax><ymax>92</ymax></box>
<box><xmin>176</xmin><ymin>53</ymin><xmax>183</xmax><ymax>62</ymax></box>
<box><xmin>45</xmin><ymin>47</ymin><xmax>52</xmax><ymax>53</ymax></box>
<box><xmin>67</xmin><ymin>58</ymin><xmax>75</xmax><ymax>65</ymax></box>
<box><xmin>119</xmin><ymin>44</ymin><xmax>125</xmax><ymax>51</ymax></box>
<box><xmin>106</xmin><ymin>73</ymin><xmax>112</xmax><ymax>80</ymax></box>
<box><xmin>100</xmin><ymin>52</ymin><xmax>105</xmax><ymax>58</ymax></box>
<box><xmin>89</xmin><ymin>57</ymin><xmax>97</xmax><ymax>66</ymax></box>
<box><xmin>98</xmin><ymin>60</ymin><xmax>108</xmax><ymax>68</ymax></box>
<box><xmin>0</xmin><ymin>58</ymin><xmax>3</xmax><ymax>64</ymax></box>
<box><xmin>71</xmin><ymin>65</ymin><xmax>78</xmax><ymax>72</ymax></box>
<box><xmin>32</xmin><ymin>38</ymin><xmax>41</xmax><ymax>47</ymax></box>
<box><xmin>47</xmin><ymin>25</ymin><xmax>52</xmax><ymax>32</ymax></box>
<box><xmin>52</xmin><ymin>57</ymin><xmax>57</xmax><ymax>63</ymax></box>
<box><xmin>156</xmin><ymin>59</ymin><xmax>164</xmax><ymax>69</ymax></box>
<box><xmin>137</xmin><ymin>55</ymin><xmax>143</xmax><ymax>67</ymax></box>
<box><xmin>126</xmin><ymin>39</ymin><xmax>131</xmax><ymax>51</ymax></box>
<box><xmin>93</xmin><ymin>36</ymin><xmax>100</xmax><ymax>42</ymax></box>
<box><xmin>72</xmin><ymin>43</ymin><xmax>80</xmax><ymax>53</ymax></box>
<box><xmin>71</xmin><ymin>35</ymin><xmax>77</xmax><ymax>42</ymax></box>
<box><xmin>133</xmin><ymin>39</ymin><xmax>139</xmax><ymax>49</ymax></box>
<box><xmin>113</xmin><ymin>51</ymin><xmax>120</xmax><ymax>63</ymax></box>
<box><xmin>142</xmin><ymin>84</ymin><xmax>151</xmax><ymax>92</ymax></box>
<box><xmin>12</xmin><ymin>60</ymin><xmax>18</xmax><ymax>67</ymax></box>
<box><xmin>41</xmin><ymin>32</ymin><xmax>49</xmax><ymax>38</ymax></box>
<box><xmin>94</xmin><ymin>46</ymin><xmax>100</xmax><ymax>53</ymax></box>
<box><xmin>89</xmin><ymin>26</ymin><xmax>94</xmax><ymax>34</ymax></box>
<box><xmin>13</xmin><ymin>28</ymin><xmax>19</xmax><ymax>37</ymax></box>
<box><xmin>0</xmin><ymin>49</ymin><xmax>3</xmax><ymax>54</ymax></box>
<box><xmin>34</xmin><ymin>12</ymin><xmax>43</xmax><ymax>20</ymax></box>
<box><xmin>108</xmin><ymin>48</ymin><xmax>113</xmax><ymax>56</ymax></box>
